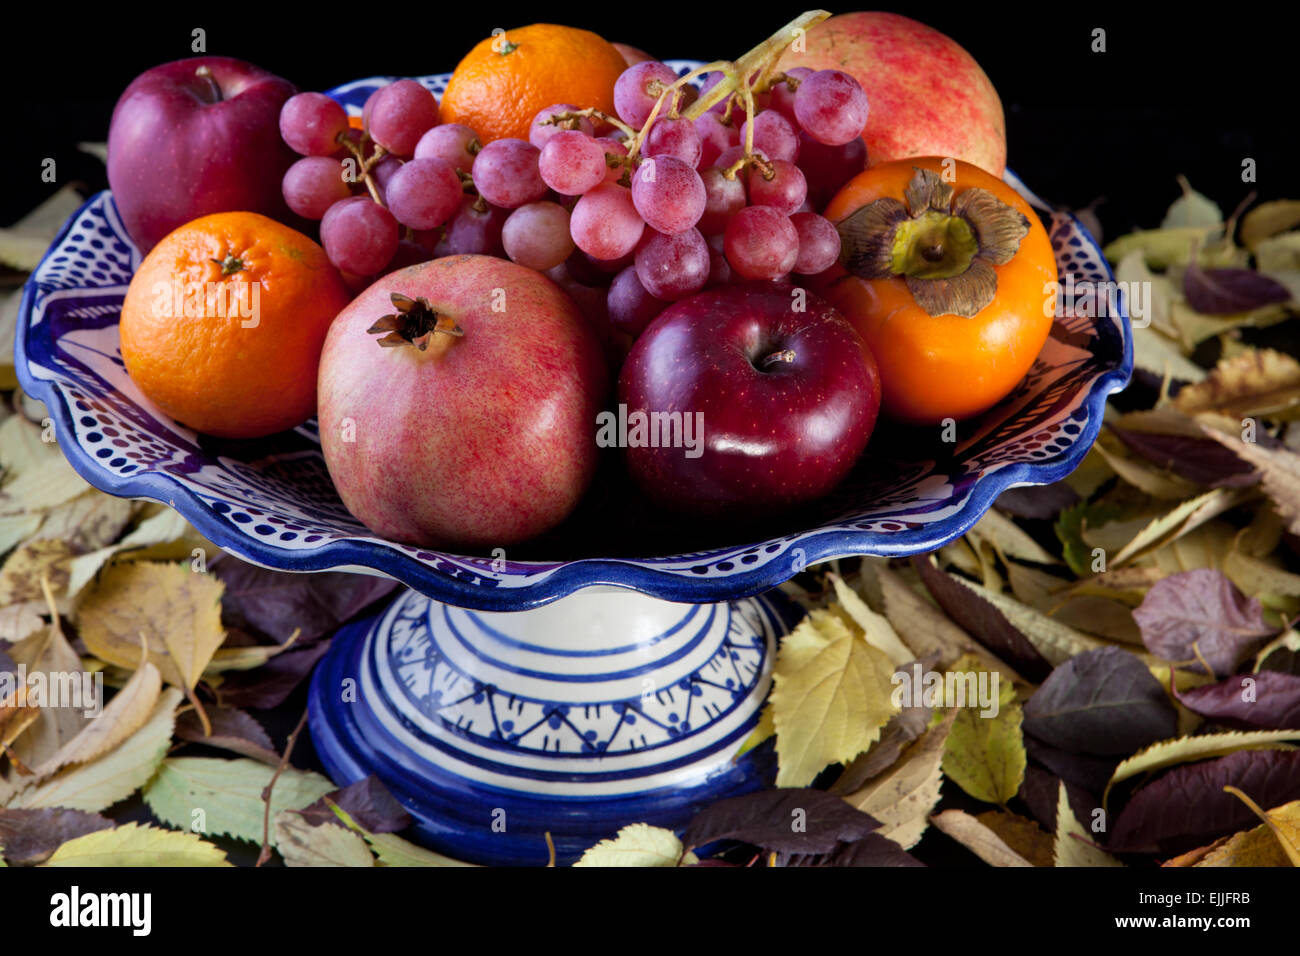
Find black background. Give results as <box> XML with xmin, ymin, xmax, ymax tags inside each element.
<box><xmin>3</xmin><ymin>1</ymin><xmax>1291</xmax><ymax>238</ymax></box>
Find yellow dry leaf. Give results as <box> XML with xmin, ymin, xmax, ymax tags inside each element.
<box><xmin>8</xmin><ymin>688</ymin><xmax>181</xmax><ymax>812</ymax></box>
<box><xmin>1111</xmin><ymin>487</ymin><xmax>1251</xmax><ymax>567</ymax></box>
<box><xmin>41</xmin><ymin>822</ymin><xmax>230</xmax><ymax>867</ymax></box>
<box><xmin>1054</xmin><ymin>781</ymin><xmax>1122</xmax><ymax>867</ymax></box>
<box><xmin>30</xmin><ymin>662</ymin><xmax>161</xmax><ymax>777</ymax></box>
<box><xmin>5</xmin><ymin>623</ymin><xmax>90</xmax><ymax>768</ymax></box>
<box><xmin>968</xmin><ymin>508</ymin><xmax>1061</xmax><ymax>566</ymax></box>
<box><xmin>941</xmin><ymin>655</ymin><xmax>1025</xmax><ymax>805</ymax></box>
<box><xmin>0</xmin><ymin>456</ymin><xmax>91</xmax><ymax>517</ymax></box>
<box><xmin>770</xmin><ymin>608</ymin><xmax>899</xmax><ymax>788</ymax></box>
<box><xmin>76</xmin><ymin>562</ymin><xmax>224</xmax><ymax>690</ymax></box>
<box><xmin>828</xmin><ymin>574</ymin><xmax>912</xmax><ymax>667</ymax></box>
<box><xmin>573</xmin><ymin>823</ymin><xmax>689</xmax><ymax>867</ymax></box>
<box><xmin>0</xmin><ymin>539</ymin><xmax>73</xmax><ymax>604</ymax></box>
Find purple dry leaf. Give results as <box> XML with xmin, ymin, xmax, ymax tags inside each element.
<box><xmin>783</xmin><ymin>833</ymin><xmax>926</xmax><ymax>867</ymax></box>
<box><xmin>1024</xmin><ymin>735</ymin><xmax>1121</xmax><ymax>796</ymax></box>
<box><xmin>1017</xmin><ymin>765</ymin><xmax>1099</xmax><ymax>834</ymax></box>
<box><xmin>1173</xmin><ymin>670</ymin><xmax>1300</xmax><ymax>730</ymax></box>
<box><xmin>175</xmin><ymin>705</ymin><xmax>280</xmax><ymax>765</ymax></box>
<box><xmin>995</xmin><ymin>483</ymin><xmax>1081</xmax><ymax>520</ymax></box>
<box><xmin>1183</xmin><ymin>260</ymin><xmax>1291</xmax><ymax>315</ymax></box>
<box><xmin>1109</xmin><ymin>426</ymin><xmax>1259</xmax><ymax>488</ymax></box>
<box><xmin>1132</xmin><ymin>569</ymin><xmax>1279</xmax><ymax>677</ymax></box>
<box><xmin>212</xmin><ymin>555</ymin><xmax>399</xmax><ymax>644</ymax></box>
<box><xmin>299</xmin><ymin>775</ymin><xmax>412</xmax><ymax>834</ymax></box>
<box><xmin>911</xmin><ymin>554</ymin><xmax>1052</xmax><ymax>682</ymax></box>
<box><xmin>0</xmin><ymin>808</ymin><xmax>114</xmax><ymax>865</ymax></box>
<box><xmin>681</xmin><ymin>788</ymin><xmax>880</xmax><ymax>856</ymax></box>
<box><xmin>1023</xmin><ymin>646</ymin><xmax>1179</xmax><ymax>756</ymax></box>
<box><xmin>1108</xmin><ymin>748</ymin><xmax>1300</xmax><ymax>855</ymax></box>
<box><xmin>213</xmin><ymin>638</ymin><xmax>332</xmax><ymax>710</ymax></box>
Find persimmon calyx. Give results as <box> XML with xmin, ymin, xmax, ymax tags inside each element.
<box><xmin>367</xmin><ymin>293</ymin><xmax>464</xmax><ymax>352</ymax></box>
<box><xmin>837</xmin><ymin>167</ymin><xmax>1031</xmax><ymax>318</ymax></box>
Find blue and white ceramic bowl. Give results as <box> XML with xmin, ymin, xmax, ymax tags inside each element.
<box><xmin>15</xmin><ymin>65</ymin><xmax>1132</xmax><ymax>612</ymax></box>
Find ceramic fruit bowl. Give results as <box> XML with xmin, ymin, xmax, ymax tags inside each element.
<box><xmin>14</xmin><ymin>62</ymin><xmax>1130</xmax><ymax>612</ymax></box>
<box><xmin>15</xmin><ymin>64</ymin><xmax>1130</xmax><ymax>865</ymax></box>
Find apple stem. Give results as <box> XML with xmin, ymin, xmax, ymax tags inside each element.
<box><xmin>760</xmin><ymin>348</ymin><xmax>797</xmax><ymax>370</ymax></box>
<box><xmin>194</xmin><ymin>65</ymin><xmax>223</xmax><ymax>104</ymax></box>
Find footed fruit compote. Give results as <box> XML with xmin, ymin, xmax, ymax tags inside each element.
<box><xmin>17</xmin><ymin>11</ymin><xmax>1130</xmax><ymax>864</ymax></box>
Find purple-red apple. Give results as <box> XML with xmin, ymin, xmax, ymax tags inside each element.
<box><xmin>108</xmin><ymin>57</ymin><xmax>297</xmax><ymax>253</ymax></box>
<box><xmin>318</xmin><ymin>254</ymin><xmax>608</xmax><ymax>549</ymax></box>
<box><xmin>617</xmin><ymin>283</ymin><xmax>881</xmax><ymax>515</ymax></box>
<box><xmin>777</xmin><ymin>12</ymin><xmax>1006</xmax><ymax>176</ymax></box>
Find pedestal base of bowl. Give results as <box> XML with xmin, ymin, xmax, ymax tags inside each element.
<box><xmin>307</xmin><ymin>585</ymin><xmax>799</xmax><ymax>866</ymax></box>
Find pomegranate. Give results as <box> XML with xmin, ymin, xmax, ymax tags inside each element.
<box><xmin>317</xmin><ymin>254</ymin><xmax>608</xmax><ymax>549</ymax></box>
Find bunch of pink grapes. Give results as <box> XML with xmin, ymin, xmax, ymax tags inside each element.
<box><xmin>276</xmin><ymin>63</ymin><xmax>869</xmax><ymax>332</ymax></box>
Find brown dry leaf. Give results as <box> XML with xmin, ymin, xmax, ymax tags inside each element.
<box><xmin>0</xmin><ymin>540</ymin><xmax>73</xmax><ymax>604</ymax></box>
<box><xmin>0</xmin><ymin>680</ymin><xmax>40</xmax><ymax>749</ymax></box>
<box><xmin>0</xmin><ymin>602</ymin><xmax>46</xmax><ymax>645</ymax></box>
<box><xmin>876</xmin><ymin>565</ymin><xmax>1019</xmax><ymax>681</ymax></box>
<box><xmin>29</xmin><ymin>662</ymin><xmax>162</xmax><ymax>778</ymax></box>
<box><xmin>930</xmin><ymin>809</ymin><xmax>1034</xmax><ymax>867</ymax></box>
<box><xmin>6</xmin><ymin>623</ymin><xmax>91</xmax><ymax>769</ymax></box>
<box><xmin>976</xmin><ymin>810</ymin><xmax>1055</xmax><ymax>867</ymax></box>
<box><xmin>843</xmin><ymin>708</ymin><xmax>956</xmax><ymax>849</ymax></box>
<box><xmin>1093</xmin><ymin>433</ymin><xmax>1201</xmax><ymax>500</ymax></box>
<box><xmin>1167</xmin><ymin>800</ymin><xmax>1300</xmax><ymax>867</ymax></box>
<box><xmin>1173</xmin><ymin>348</ymin><xmax>1300</xmax><ymax>421</ymax></box>
<box><xmin>967</xmin><ymin>508</ymin><xmax>1060</xmax><ymax>566</ymax></box>
<box><xmin>1201</xmin><ymin>428</ymin><xmax>1300</xmax><ymax>534</ymax></box>
<box><xmin>1111</xmin><ymin>487</ymin><xmax>1251</xmax><ymax>567</ymax></box>
<box><xmin>1223</xmin><ymin>789</ymin><xmax>1300</xmax><ymax>865</ymax></box>
<box><xmin>31</xmin><ymin>493</ymin><xmax>135</xmax><ymax>555</ymax></box>
<box><xmin>76</xmin><ymin>562</ymin><xmax>225</xmax><ymax>690</ymax></box>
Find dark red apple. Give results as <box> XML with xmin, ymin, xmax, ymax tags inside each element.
<box><xmin>617</xmin><ymin>283</ymin><xmax>881</xmax><ymax>515</ymax></box>
<box><xmin>108</xmin><ymin>57</ymin><xmax>297</xmax><ymax>253</ymax></box>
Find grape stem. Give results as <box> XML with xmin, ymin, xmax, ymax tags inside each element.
<box><xmin>335</xmin><ymin>129</ymin><xmax>388</xmax><ymax>206</ymax></box>
<box><xmin>622</xmin><ymin>9</ymin><xmax>830</xmax><ymax>167</ymax></box>
<box><xmin>544</xmin><ymin>108</ymin><xmax>637</xmax><ymax>140</ymax></box>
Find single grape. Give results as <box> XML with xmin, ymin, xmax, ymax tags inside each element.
<box><xmin>570</xmin><ymin>182</ymin><xmax>645</xmax><ymax>260</ymax></box>
<box><xmin>767</xmin><ymin>67</ymin><xmax>812</xmax><ymax>124</ymax></box>
<box><xmin>529</xmin><ymin>103</ymin><xmax>595</xmax><ymax>149</ymax></box>
<box><xmin>694</xmin><ymin>113</ymin><xmax>738</xmax><ymax>169</ymax></box>
<box><xmin>630</xmin><ymin>155</ymin><xmax>705</xmax><ymax>234</ymax></box>
<box><xmin>433</xmin><ymin>197</ymin><xmax>508</xmax><ymax>257</ymax></box>
<box><xmin>739</xmin><ymin>110</ymin><xmax>799</xmax><ymax>163</ymax></box>
<box><xmin>613</xmin><ymin>61</ymin><xmax>679</xmax><ymax>128</ymax></box>
<box><xmin>698</xmin><ymin>166</ymin><xmax>747</xmax><ymax>235</ymax></box>
<box><xmin>367</xmin><ymin>80</ymin><xmax>441</xmax><ymax>157</ymax></box>
<box><xmin>598</xmin><ymin>137</ymin><xmax>630</xmax><ymax>183</ymax></box>
<box><xmin>320</xmin><ymin>197</ymin><xmax>400</xmax><ymax>276</ymax></box>
<box><xmin>790</xmin><ymin>212</ymin><xmax>842</xmax><ymax>275</ymax></box>
<box><xmin>583</xmin><ymin>248</ymin><xmax>635</xmax><ymax>275</ymax></box>
<box><xmin>369</xmin><ymin>155</ymin><xmax>403</xmax><ymax>203</ymax></box>
<box><xmin>644</xmin><ymin>117</ymin><xmax>702</xmax><ymax>168</ymax></box>
<box><xmin>723</xmin><ymin>205</ymin><xmax>798</xmax><ymax>280</ymax></box>
<box><xmin>471</xmin><ymin>138</ymin><xmax>547</xmax><ymax>209</ymax></box>
<box><xmin>538</xmin><ymin>130</ymin><xmax>608</xmax><ymax>196</ymax></box>
<box><xmin>607</xmin><ymin>265</ymin><xmax>667</xmax><ymax>337</ymax></box>
<box><xmin>281</xmin><ymin>156</ymin><xmax>351</xmax><ymax>219</ymax></box>
<box><xmin>414</xmin><ymin>123</ymin><xmax>480</xmax><ymax>173</ymax></box>
<box><xmin>563</xmin><ymin>248</ymin><xmax>614</xmax><ymax>287</ymax></box>
<box><xmin>698</xmin><ymin>72</ymin><xmax>728</xmax><ymax>115</ymax></box>
<box><xmin>501</xmin><ymin>202</ymin><xmax>576</xmax><ymax>271</ymax></box>
<box><xmin>794</xmin><ymin>70</ymin><xmax>869</xmax><ymax>146</ymax></box>
<box><xmin>634</xmin><ymin>227</ymin><xmax>709</xmax><ymax>301</ymax></box>
<box><xmin>796</xmin><ymin>133</ymin><xmax>868</xmax><ymax>211</ymax></box>
<box><xmin>385</xmin><ymin>157</ymin><xmax>463</xmax><ymax>230</ymax></box>
<box><xmin>747</xmin><ymin>158</ymin><xmax>807</xmax><ymax>216</ymax></box>
<box><xmin>280</xmin><ymin>92</ymin><xmax>349</xmax><ymax>157</ymax></box>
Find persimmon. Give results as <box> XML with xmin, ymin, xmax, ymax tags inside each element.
<box><xmin>818</xmin><ymin>157</ymin><xmax>1057</xmax><ymax>424</ymax></box>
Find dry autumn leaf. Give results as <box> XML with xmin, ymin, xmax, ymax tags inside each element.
<box><xmin>769</xmin><ymin>607</ymin><xmax>900</xmax><ymax>787</ymax></box>
<box><xmin>76</xmin><ymin>561</ymin><xmax>225</xmax><ymax>690</ymax></box>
